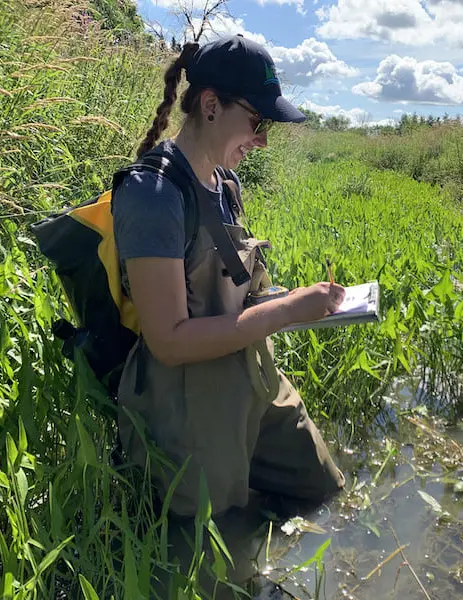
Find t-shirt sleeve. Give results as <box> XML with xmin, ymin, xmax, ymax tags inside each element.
<box><xmin>112</xmin><ymin>169</ymin><xmax>185</xmax><ymax>260</ymax></box>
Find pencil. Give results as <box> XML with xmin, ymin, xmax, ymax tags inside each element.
<box><xmin>325</xmin><ymin>258</ymin><xmax>334</xmax><ymax>284</ymax></box>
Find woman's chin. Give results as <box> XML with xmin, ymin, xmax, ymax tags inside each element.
<box><xmin>225</xmin><ymin>152</ymin><xmax>243</xmax><ymax>169</ymax></box>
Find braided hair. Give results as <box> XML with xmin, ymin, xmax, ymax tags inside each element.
<box><xmin>136</xmin><ymin>42</ymin><xmax>199</xmax><ymax>159</ymax></box>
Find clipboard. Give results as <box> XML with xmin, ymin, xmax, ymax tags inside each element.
<box><xmin>279</xmin><ymin>281</ymin><xmax>380</xmax><ymax>332</ymax></box>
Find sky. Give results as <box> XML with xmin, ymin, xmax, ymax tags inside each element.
<box><xmin>136</xmin><ymin>0</ymin><xmax>463</xmax><ymax>126</ymax></box>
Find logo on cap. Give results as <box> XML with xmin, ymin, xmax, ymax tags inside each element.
<box><xmin>264</xmin><ymin>62</ymin><xmax>279</xmax><ymax>86</ymax></box>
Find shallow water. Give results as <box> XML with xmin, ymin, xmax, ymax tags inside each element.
<box><xmin>166</xmin><ymin>378</ymin><xmax>463</xmax><ymax>600</ymax></box>
<box><xmin>250</xmin><ymin>379</ymin><xmax>463</xmax><ymax>600</ymax></box>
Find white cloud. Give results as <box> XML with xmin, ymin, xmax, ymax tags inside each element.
<box><xmin>353</xmin><ymin>55</ymin><xmax>463</xmax><ymax>104</ymax></box>
<box><xmin>301</xmin><ymin>100</ymin><xmax>371</xmax><ymax>126</ymax></box>
<box><xmin>271</xmin><ymin>38</ymin><xmax>358</xmax><ymax>86</ymax></box>
<box><xmin>189</xmin><ymin>14</ymin><xmax>267</xmax><ymax>44</ymax></box>
<box><xmin>189</xmin><ymin>16</ymin><xmax>357</xmax><ymax>86</ymax></box>
<box><xmin>254</xmin><ymin>0</ymin><xmax>306</xmax><ymax>15</ymax></box>
<box><xmin>316</xmin><ymin>0</ymin><xmax>463</xmax><ymax>47</ymax></box>
<box><xmin>369</xmin><ymin>118</ymin><xmax>398</xmax><ymax>127</ymax></box>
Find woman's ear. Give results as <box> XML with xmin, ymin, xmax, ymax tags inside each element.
<box><xmin>200</xmin><ymin>89</ymin><xmax>220</xmax><ymax>119</ymax></box>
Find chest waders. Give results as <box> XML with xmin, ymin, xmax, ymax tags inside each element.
<box><xmin>117</xmin><ymin>173</ymin><xmax>344</xmax><ymax>517</ymax></box>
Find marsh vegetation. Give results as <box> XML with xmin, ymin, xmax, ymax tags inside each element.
<box><xmin>1</xmin><ymin>1</ymin><xmax>462</xmax><ymax>598</ymax></box>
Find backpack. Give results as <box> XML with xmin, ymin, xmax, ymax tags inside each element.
<box><xmin>31</xmin><ymin>151</ymin><xmax>247</xmax><ymax>398</ymax></box>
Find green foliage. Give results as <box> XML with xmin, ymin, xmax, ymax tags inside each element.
<box><xmin>323</xmin><ymin>115</ymin><xmax>350</xmax><ymax>131</ymax></box>
<box><xmin>299</xmin><ymin>108</ymin><xmax>322</xmax><ymax>129</ymax></box>
<box><xmin>0</xmin><ymin>0</ymin><xmax>168</xmax><ymax>217</ymax></box>
<box><xmin>243</xmin><ymin>153</ymin><xmax>463</xmax><ymax>425</ymax></box>
<box><xmin>2</xmin><ymin>0</ymin><xmax>463</xmax><ymax>597</ymax></box>
<box><xmin>89</xmin><ymin>0</ymin><xmax>144</xmax><ymax>35</ymax></box>
<box><xmin>236</xmin><ymin>146</ymin><xmax>276</xmax><ymax>190</ymax></box>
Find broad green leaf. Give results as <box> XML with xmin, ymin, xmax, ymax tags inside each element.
<box><xmin>124</xmin><ymin>533</ymin><xmax>140</xmax><ymax>600</ymax></box>
<box><xmin>49</xmin><ymin>482</ymin><xmax>64</xmax><ymax>541</ymax></box>
<box><xmin>208</xmin><ymin>519</ymin><xmax>234</xmax><ymax>567</ymax></box>
<box><xmin>455</xmin><ymin>300</ymin><xmax>463</xmax><ymax>321</ymax></box>
<box><xmin>1</xmin><ymin>571</ymin><xmax>14</xmax><ymax>600</ymax></box>
<box><xmin>15</xmin><ymin>468</ymin><xmax>28</xmax><ymax>507</ymax></box>
<box><xmin>210</xmin><ymin>537</ymin><xmax>227</xmax><ymax>582</ymax></box>
<box><xmin>349</xmin><ymin>350</ymin><xmax>381</xmax><ymax>379</ymax></box>
<box><xmin>75</xmin><ymin>414</ymin><xmax>98</xmax><ymax>467</ymax></box>
<box><xmin>0</xmin><ymin>471</ymin><xmax>10</xmax><ymax>489</ymax></box>
<box><xmin>18</xmin><ymin>417</ymin><xmax>27</xmax><ymax>455</ymax></box>
<box><xmin>36</xmin><ymin>535</ymin><xmax>74</xmax><ymax>575</ymax></box>
<box><xmin>139</xmin><ymin>530</ymin><xmax>153</xmax><ymax>597</ymax></box>
<box><xmin>287</xmin><ymin>538</ymin><xmax>331</xmax><ymax>576</ymax></box>
<box><xmin>380</xmin><ymin>307</ymin><xmax>397</xmax><ymax>339</ymax></box>
<box><xmin>6</xmin><ymin>433</ymin><xmax>18</xmax><ymax>469</ymax></box>
<box><xmin>431</xmin><ymin>270</ymin><xmax>455</xmax><ymax>302</ymax></box>
<box><xmin>79</xmin><ymin>574</ymin><xmax>100</xmax><ymax>600</ymax></box>
<box><xmin>196</xmin><ymin>471</ymin><xmax>212</xmax><ymax>525</ymax></box>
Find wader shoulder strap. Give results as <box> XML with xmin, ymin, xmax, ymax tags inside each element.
<box><xmin>221</xmin><ymin>174</ymin><xmax>268</xmax><ymax>269</ymax></box>
<box><xmin>191</xmin><ymin>178</ymin><xmax>251</xmax><ymax>287</ymax></box>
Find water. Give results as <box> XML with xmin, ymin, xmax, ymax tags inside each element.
<box><xmin>166</xmin><ymin>377</ymin><xmax>463</xmax><ymax>599</ymax></box>
<box><xmin>250</xmin><ymin>379</ymin><xmax>463</xmax><ymax>600</ymax></box>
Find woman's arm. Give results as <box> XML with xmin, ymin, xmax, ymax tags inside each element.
<box><xmin>127</xmin><ymin>256</ymin><xmax>344</xmax><ymax>367</ymax></box>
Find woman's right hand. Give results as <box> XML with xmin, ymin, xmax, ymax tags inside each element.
<box><xmin>283</xmin><ymin>282</ymin><xmax>346</xmax><ymax>324</ymax></box>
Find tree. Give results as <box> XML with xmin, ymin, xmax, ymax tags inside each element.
<box><xmin>89</xmin><ymin>0</ymin><xmax>144</xmax><ymax>34</ymax></box>
<box><xmin>299</xmin><ymin>108</ymin><xmax>322</xmax><ymax>129</ymax></box>
<box><xmin>323</xmin><ymin>115</ymin><xmax>350</xmax><ymax>131</ymax></box>
<box><xmin>169</xmin><ymin>0</ymin><xmax>231</xmax><ymax>42</ymax></box>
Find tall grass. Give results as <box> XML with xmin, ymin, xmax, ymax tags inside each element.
<box><xmin>1</xmin><ymin>0</ymin><xmax>463</xmax><ymax>597</ymax></box>
<box><xmin>259</xmin><ymin>123</ymin><xmax>463</xmax><ymax>202</ymax></box>
<box><xmin>1</xmin><ymin>2</ymin><xmax>241</xmax><ymax>598</ymax></box>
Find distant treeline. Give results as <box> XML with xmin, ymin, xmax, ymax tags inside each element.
<box><xmin>299</xmin><ymin>108</ymin><xmax>463</xmax><ymax>134</ymax></box>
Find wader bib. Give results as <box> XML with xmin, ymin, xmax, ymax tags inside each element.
<box><xmin>117</xmin><ymin>180</ymin><xmax>344</xmax><ymax>517</ymax></box>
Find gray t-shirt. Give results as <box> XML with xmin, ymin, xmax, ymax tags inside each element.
<box><xmin>112</xmin><ymin>139</ymin><xmax>237</xmax><ymax>263</ymax></box>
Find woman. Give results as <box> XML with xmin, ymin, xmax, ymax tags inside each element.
<box><xmin>113</xmin><ymin>35</ymin><xmax>346</xmax><ymax>517</ymax></box>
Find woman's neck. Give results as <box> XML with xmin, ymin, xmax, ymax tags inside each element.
<box><xmin>174</xmin><ymin>123</ymin><xmax>217</xmax><ymax>189</ymax></box>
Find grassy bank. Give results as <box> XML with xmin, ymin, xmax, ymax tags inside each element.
<box><xmin>1</xmin><ymin>1</ymin><xmax>463</xmax><ymax>598</ymax></box>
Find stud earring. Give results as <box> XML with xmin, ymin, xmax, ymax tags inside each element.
<box><xmin>208</xmin><ymin>114</ymin><xmax>215</xmax><ymax>122</ymax></box>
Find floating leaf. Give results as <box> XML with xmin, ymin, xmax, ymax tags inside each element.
<box><xmin>281</xmin><ymin>516</ymin><xmax>327</xmax><ymax>536</ymax></box>
<box><xmin>417</xmin><ymin>490</ymin><xmax>442</xmax><ymax>513</ymax></box>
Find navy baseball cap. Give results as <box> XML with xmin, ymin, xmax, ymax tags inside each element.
<box><xmin>186</xmin><ymin>35</ymin><xmax>306</xmax><ymax>124</ymax></box>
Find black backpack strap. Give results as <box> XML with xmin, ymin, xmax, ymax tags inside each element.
<box><xmin>216</xmin><ymin>167</ymin><xmax>244</xmax><ymax>221</ymax></box>
<box><xmin>112</xmin><ymin>153</ymin><xmax>199</xmax><ymax>259</ymax></box>
<box><xmin>113</xmin><ymin>154</ymin><xmax>250</xmax><ymax>287</ymax></box>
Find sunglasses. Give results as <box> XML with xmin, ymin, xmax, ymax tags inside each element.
<box><xmin>234</xmin><ymin>99</ymin><xmax>274</xmax><ymax>136</ymax></box>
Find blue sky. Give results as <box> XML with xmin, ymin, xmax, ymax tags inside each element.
<box><xmin>137</xmin><ymin>1</ymin><xmax>463</xmax><ymax>126</ymax></box>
